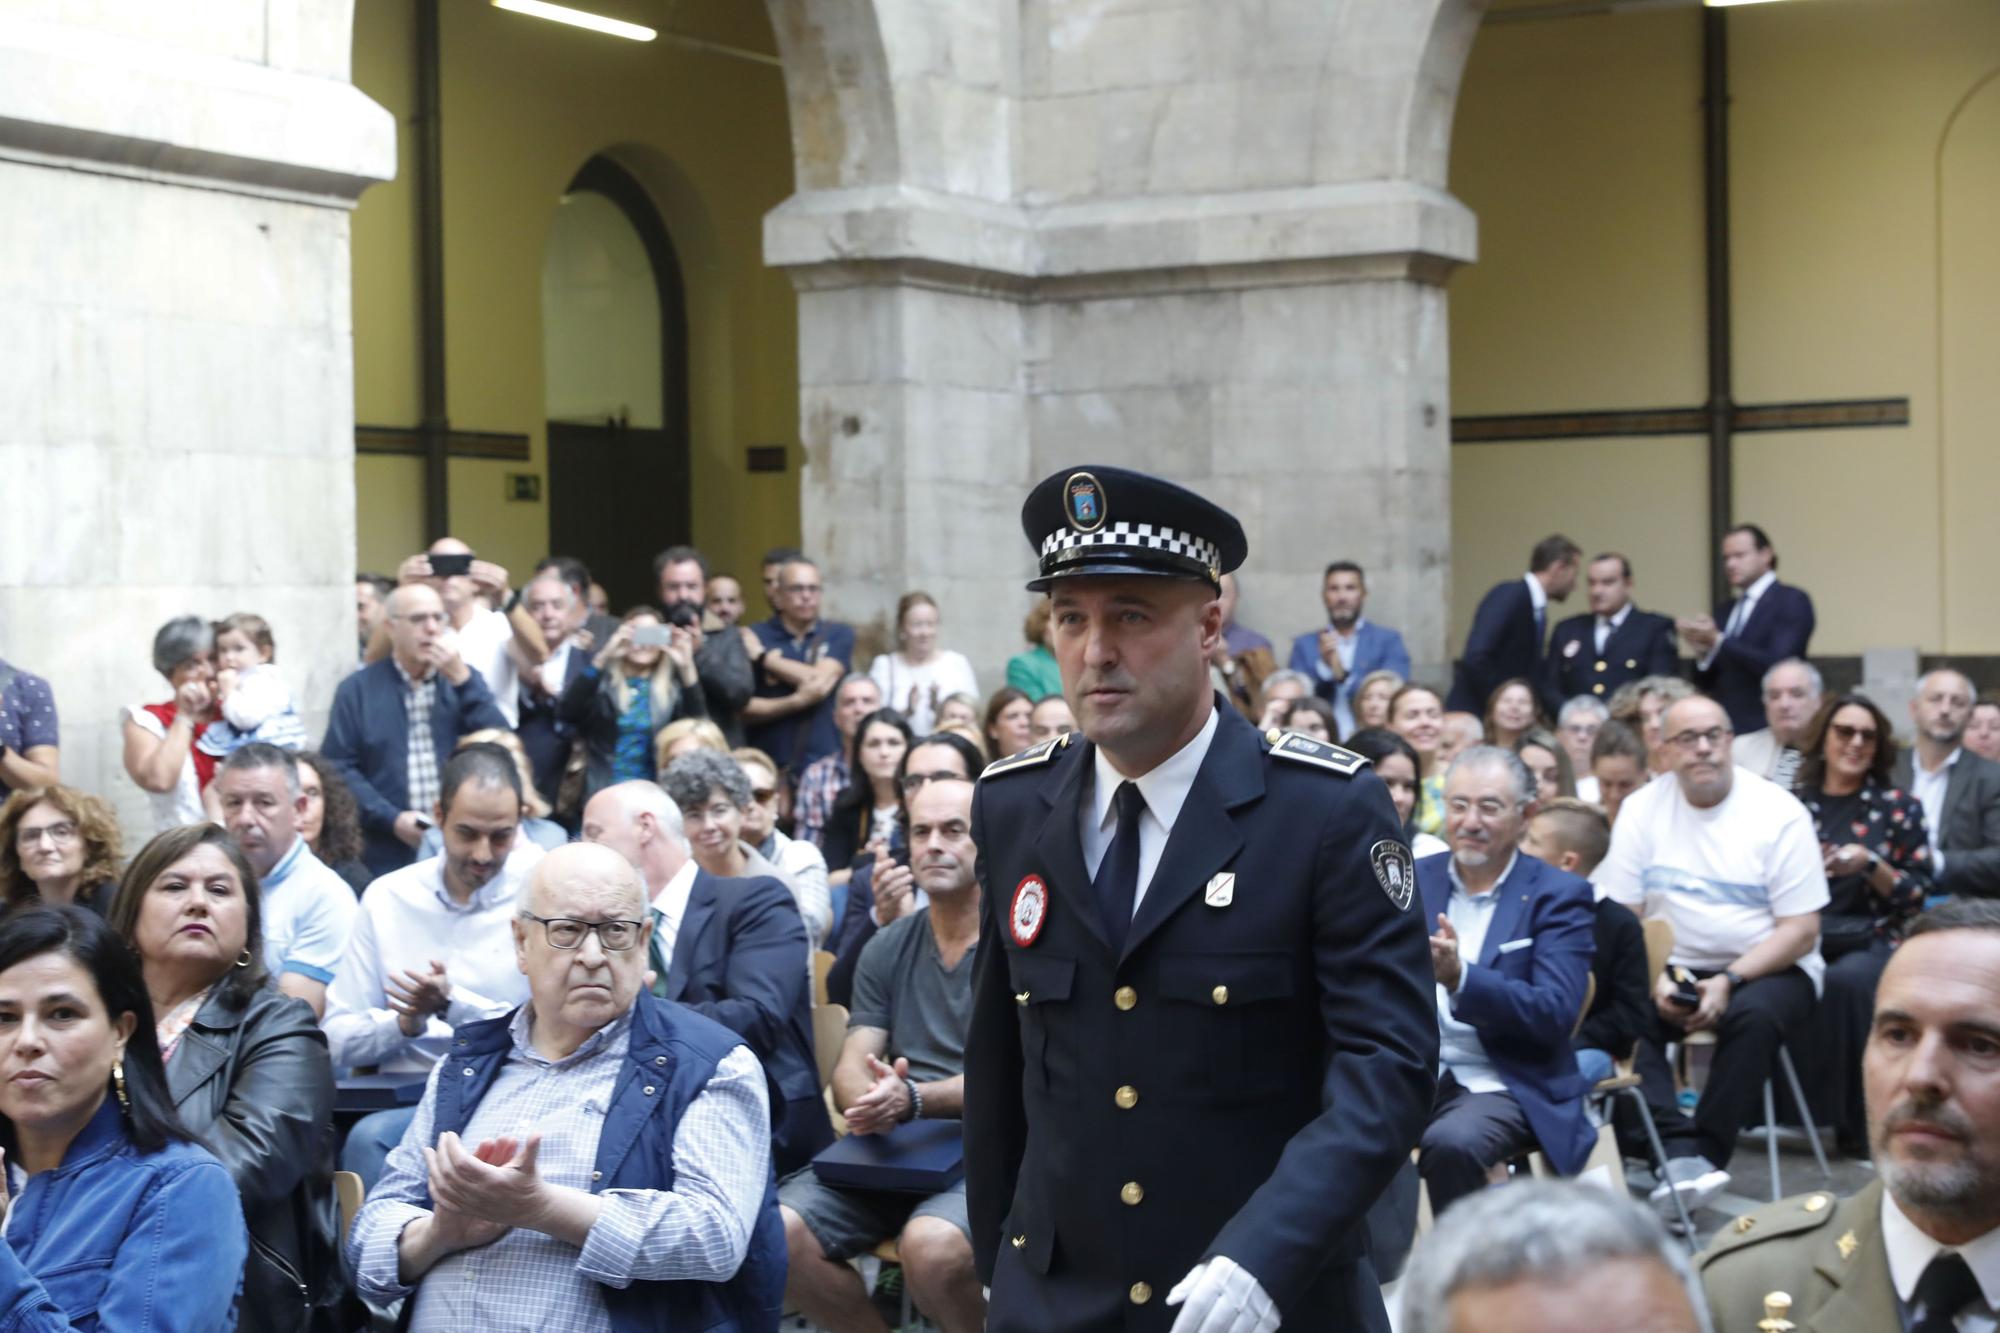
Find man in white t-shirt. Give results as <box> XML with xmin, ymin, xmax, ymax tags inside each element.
<box><xmin>1595</xmin><ymin>693</ymin><xmax>1828</xmax><ymax>1227</ymax></box>
<box><xmin>373</xmin><ymin>537</ymin><xmax>548</xmax><ymax>728</ymax></box>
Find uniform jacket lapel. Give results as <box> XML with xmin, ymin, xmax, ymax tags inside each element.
<box><xmin>1808</xmin><ymin>1181</ymin><xmax>1902</xmax><ymax>1333</ymax></box>
<box><xmin>1121</xmin><ymin>709</ymin><xmax>1260</xmax><ymax>961</ymax></box>
<box><xmin>663</xmin><ymin>870</ymin><xmax>722</xmax><ymax>999</ymax></box>
<box><xmin>1031</xmin><ymin>744</ymin><xmax>1110</xmax><ymax>953</ymax></box>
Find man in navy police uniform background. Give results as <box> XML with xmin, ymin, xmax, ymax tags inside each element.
<box><xmin>964</xmin><ymin>465</ymin><xmax>1438</xmax><ymax>1333</ymax></box>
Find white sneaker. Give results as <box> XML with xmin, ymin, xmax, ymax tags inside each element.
<box><xmin>1649</xmin><ymin>1155</ymin><xmax>1730</xmax><ymax>1223</ymax></box>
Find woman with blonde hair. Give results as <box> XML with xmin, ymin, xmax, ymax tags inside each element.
<box><xmin>868</xmin><ymin>591</ymin><xmax>979</xmax><ymax>734</ymax></box>
<box><xmin>0</xmin><ymin>785</ymin><xmax>123</xmax><ymax>916</ymax></box>
<box><xmin>653</xmin><ymin>717</ymin><xmax>730</xmax><ymax>773</ymax></box>
<box><xmin>557</xmin><ymin>605</ymin><xmax>704</xmax><ymax>805</ymax></box>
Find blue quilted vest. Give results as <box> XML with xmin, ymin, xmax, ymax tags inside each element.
<box><xmin>431</xmin><ymin>994</ymin><xmax>786</xmax><ymax>1333</ymax></box>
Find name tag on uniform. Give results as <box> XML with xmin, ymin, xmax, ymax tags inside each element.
<box><xmin>1497</xmin><ymin>937</ymin><xmax>1534</xmax><ymax>954</ymax></box>
<box><xmin>1204</xmin><ymin>873</ymin><xmax>1235</xmax><ymax>907</ymax></box>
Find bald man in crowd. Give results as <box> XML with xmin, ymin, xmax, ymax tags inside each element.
<box><xmin>323</xmin><ymin>582</ymin><xmax>511</xmax><ymax>876</ymax></box>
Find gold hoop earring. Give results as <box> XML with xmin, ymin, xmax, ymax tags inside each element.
<box><xmin>235</xmin><ymin>949</ymin><xmax>253</xmax><ymax>969</ymax></box>
<box><xmin>112</xmin><ymin>1060</ymin><xmax>129</xmax><ymax>1113</ymax></box>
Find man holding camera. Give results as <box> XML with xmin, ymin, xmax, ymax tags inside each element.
<box><xmin>366</xmin><ymin>537</ymin><xmax>549</xmax><ymax>728</ymax></box>
<box><xmin>1595</xmin><ymin>693</ymin><xmax>1829</xmax><ymax>1227</ymax></box>
<box><xmin>656</xmin><ymin>544</ymin><xmax>757</xmax><ymax>746</ymax></box>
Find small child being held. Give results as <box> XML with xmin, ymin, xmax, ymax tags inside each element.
<box><xmin>198</xmin><ymin>613</ymin><xmax>307</xmax><ymax>757</ymax></box>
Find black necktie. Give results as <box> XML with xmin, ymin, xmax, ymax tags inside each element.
<box><xmin>1912</xmin><ymin>1251</ymin><xmax>1982</xmax><ymax>1333</ymax></box>
<box><xmin>1094</xmin><ymin>781</ymin><xmax>1145</xmax><ymax>954</ymax></box>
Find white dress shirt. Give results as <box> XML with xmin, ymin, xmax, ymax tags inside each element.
<box><xmin>323</xmin><ymin>842</ymin><xmax>544</xmax><ymax>1073</ymax></box>
<box><xmin>1882</xmin><ymin>1190</ymin><xmax>2000</xmax><ymax>1332</ymax></box>
<box><xmin>1911</xmin><ymin>745</ymin><xmax>1960</xmax><ymax>871</ymax></box>
<box><xmin>1594</xmin><ymin>603</ymin><xmax>1632</xmax><ymax>655</ymax></box>
<box><xmin>1700</xmin><ymin>569</ymin><xmax>1777</xmax><ymax>670</ymax></box>
<box><xmin>1524</xmin><ymin>571</ymin><xmax>1548</xmax><ymax>622</ymax></box>
<box><xmin>1080</xmin><ymin>707</ymin><xmax>1221</xmax><ymax>917</ymax></box>
<box><xmin>1436</xmin><ymin>851</ymin><xmax>1517</xmax><ymax>1095</ymax></box>
<box><xmin>650</xmin><ymin>859</ymin><xmax>701</xmax><ymax>965</ymax></box>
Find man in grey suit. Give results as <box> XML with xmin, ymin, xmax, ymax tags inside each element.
<box><xmin>1892</xmin><ymin>667</ymin><xmax>2000</xmax><ymax>899</ymax></box>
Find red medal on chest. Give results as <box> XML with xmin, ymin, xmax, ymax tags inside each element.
<box><xmin>1009</xmin><ymin>875</ymin><xmax>1048</xmax><ymax>947</ymax></box>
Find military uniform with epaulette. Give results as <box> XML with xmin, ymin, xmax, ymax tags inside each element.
<box><xmin>962</xmin><ymin>465</ymin><xmax>1439</xmax><ymax>1332</ymax></box>
<box><xmin>1698</xmin><ymin>1182</ymin><xmax>1902</xmax><ymax>1333</ymax></box>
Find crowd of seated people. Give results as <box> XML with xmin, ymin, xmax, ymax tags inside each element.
<box><xmin>3</xmin><ymin>519</ymin><xmax>1998</xmax><ymax>1328</ymax></box>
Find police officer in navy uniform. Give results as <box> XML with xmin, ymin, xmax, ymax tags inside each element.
<box><xmin>964</xmin><ymin>465</ymin><xmax>1438</xmax><ymax>1333</ymax></box>
<box><xmin>1540</xmin><ymin>551</ymin><xmax>1681</xmax><ymax>713</ymax></box>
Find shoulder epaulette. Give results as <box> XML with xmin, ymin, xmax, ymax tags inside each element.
<box><xmin>1265</xmin><ymin>729</ymin><xmax>1369</xmax><ymax>777</ymax></box>
<box><xmin>1696</xmin><ymin>1192</ymin><xmax>1838</xmax><ymax>1270</ymax></box>
<box><xmin>980</xmin><ymin>733</ymin><xmax>1070</xmax><ymax>781</ymax></box>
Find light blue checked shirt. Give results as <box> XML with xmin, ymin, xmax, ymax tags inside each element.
<box><xmin>351</xmin><ymin>1003</ymin><xmax>770</xmax><ymax>1331</ymax></box>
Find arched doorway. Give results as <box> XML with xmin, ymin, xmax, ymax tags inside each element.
<box><xmin>543</xmin><ymin>155</ymin><xmax>691</xmax><ymax>614</ymax></box>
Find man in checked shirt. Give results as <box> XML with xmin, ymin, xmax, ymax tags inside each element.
<box><xmin>348</xmin><ymin>842</ymin><xmax>787</xmax><ymax>1331</ymax></box>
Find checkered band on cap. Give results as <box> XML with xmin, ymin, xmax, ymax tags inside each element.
<box><xmin>1040</xmin><ymin>521</ymin><xmax>1220</xmax><ymax>570</ymax></box>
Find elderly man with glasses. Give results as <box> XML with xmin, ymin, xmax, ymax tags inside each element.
<box><xmin>579</xmin><ymin>779</ymin><xmax>828</xmax><ymax>1177</ymax></box>
<box><xmin>348</xmin><ymin>842</ymin><xmax>786</xmax><ymax>1332</ymax></box>
<box><xmin>1595</xmin><ymin>693</ymin><xmax>1830</xmax><ymax>1229</ymax></box>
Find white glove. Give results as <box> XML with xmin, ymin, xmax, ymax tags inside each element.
<box><xmin>1166</xmin><ymin>1255</ymin><xmax>1279</xmax><ymax>1333</ymax></box>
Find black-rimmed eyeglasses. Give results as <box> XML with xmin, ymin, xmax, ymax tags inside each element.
<box><xmin>518</xmin><ymin>914</ymin><xmax>647</xmax><ymax>950</ymax></box>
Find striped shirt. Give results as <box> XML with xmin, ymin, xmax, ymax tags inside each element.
<box><xmin>351</xmin><ymin>1004</ymin><xmax>769</xmax><ymax>1330</ymax></box>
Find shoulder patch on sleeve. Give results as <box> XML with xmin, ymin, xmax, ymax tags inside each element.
<box><xmin>1265</xmin><ymin>729</ymin><xmax>1369</xmax><ymax>777</ymax></box>
<box><xmin>981</xmin><ymin>734</ymin><xmax>1068</xmax><ymax>781</ymax></box>
<box><xmin>1695</xmin><ymin>1193</ymin><xmax>1837</xmax><ymax>1271</ymax></box>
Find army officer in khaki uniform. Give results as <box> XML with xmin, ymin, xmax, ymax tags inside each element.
<box><xmin>1698</xmin><ymin>899</ymin><xmax>2000</xmax><ymax>1332</ymax></box>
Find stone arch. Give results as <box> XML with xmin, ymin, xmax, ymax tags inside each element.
<box><xmin>762</xmin><ymin>0</ymin><xmax>905</xmax><ymax>191</ymax></box>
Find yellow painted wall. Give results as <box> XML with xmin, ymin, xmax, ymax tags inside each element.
<box><xmin>1449</xmin><ymin>0</ymin><xmax>2000</xmax><ymax>656</ymax></box>
<box><xmin>348</xmin><ymin>0</ymin><xmax>800</xmax><ymax>590</ymax></box>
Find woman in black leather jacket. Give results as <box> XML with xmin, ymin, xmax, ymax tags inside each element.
<box><xmin>111</xmin><ymin>824</ymin><xmax>344</xmax><ymax>1331</ymax></box>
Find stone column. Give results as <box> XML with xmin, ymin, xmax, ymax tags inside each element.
<box><xmin>0</xmin><ymin>5</ymin><xmax>394</xmax><ymax>831</ymax></box>
<box><xmin>765</xmin><ymin>0</ymin><xmax>1482</xmax><ymax>688</ymax></box>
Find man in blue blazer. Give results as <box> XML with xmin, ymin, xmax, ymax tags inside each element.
<box><xmin>1415</xmin><ymin>745</ymin><xmax>1596</xmax><ymax>1215</ymax></box>
<box><xmin>1681</xmin><ymin>525</ymin><xmax>1816</xmax><ymax>734</ymax></box>
<box><xmin>1447</xmin><ymin>536</ymin><xmax>1581</xmax><ymax>716</ymax></box>
<box><xmin>1541</xmin><ymin>552</ymin><xmax>1681</xmax><ymax>715</ymax></box>
<box><xmin>582</xmin><ymin>780</ymin><xmax>833</xmax><ymax>1177</ymax></box>
<box><xmin>322</xmin><ymin>584</ymin><xmax>510</xmax><ymax>878</ymax></box>
<box><xmin>1287</xmin><ymin>561</ymin><xmax>1412</xmax><ymax>736</ymax></box>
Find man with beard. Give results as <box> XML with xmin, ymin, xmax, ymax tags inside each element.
<box><xmin>1698</xmin><ymin>898</ymin><xmax>2000</xmax><ymax>1332</ymax></box>
<box><xmin>964</xmin><ymin>465</ymin><xmax>1436</xmax><ymax>1333</ymax></box>
<box><xmin>1285</xmin><ymin>561</ymin><xmax>1411</xmax><ymax>737</ymax></box>
<box><xmin>325</xmin><ymin>743</ymin><xmax>544</xmax><ymax>1184</ymax></box>
<box><xmin>655</xmin><ymin>544</ymin><xmax>757</xmax><ymax>746</ymax></box>
<box><xmin>1595</xmin><ymin>694</ymin><xmax>1829</xmax><ymax>1229</ymax></box>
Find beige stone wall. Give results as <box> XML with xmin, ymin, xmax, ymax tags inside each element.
<box><xmin>766</xmin><ymin>0</ymin><xmax>1485</xmax><ymax>686</ymax></box>
<box><xmin>0</xmin><ymin>1</ymin><xmax>392</xmax><ymax>830</ymax></box>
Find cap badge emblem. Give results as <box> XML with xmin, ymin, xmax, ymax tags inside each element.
<box><xmin>1065</xmin><ymin>471</ymin><xmax>1107</xmax><ymax>533</ymax></box>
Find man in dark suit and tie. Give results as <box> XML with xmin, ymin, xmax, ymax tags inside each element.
<box><xmin>1541</xmin><ymin>552</ymin><xmax>1680</xmax><ymax>715</ymax></box>
<box><xmin>1892</xmin><ymin>667</ymin><xmax>2000</xmax><ymax>899</ymax></box>
<box><xmin>582</xmin><ymin>779</ymin><xmax>832</xmax><ymax>1175</ymax></box>
<box><xmin>1680</xmin><ymin>524</ymin><xmax>1816</xmax><ymax>735</ymax></box>
<box><xmin>1415</xmin><ymin>746</ymin><xmax>1597</xmax><ymax>1215</ymax></box>
<box><xmin>1448</xmin><ymin>535</ymin><xmax>1581</xmax><ymax>716</ymax></box>
<box><xmin>1287</xmin><ymin>561</ymin><xmax>1413</xmax><ymax>736</ymax></box>
<box><xmin>322</xmin><ymin>583</ymin><xmax>511</xmax><ymax>877</ymax></box>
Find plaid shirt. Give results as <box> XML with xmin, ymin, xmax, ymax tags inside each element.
<box><xmin>397</xmin><ymin>660</ymin><xmax>441</xmax><ymax>814</ymax></box>
<box><xmin>352</xmin><ymin>1006</ymin><xmax>769</xmax><ymax>1331</ymax></box>
<box><xmin>794</xmin><ymin>751</ymin><xmax>848</xmax><ymax>849</ymax></box>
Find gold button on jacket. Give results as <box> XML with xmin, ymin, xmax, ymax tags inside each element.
<box><xmin>1114</xmin><ymin>986</ymin><xmax>1137</xmax><ymax>1011</ymax></box>
<box><xmin>1121</xmin><ymin>1182</ymin><xmax>1144</xmax><ymax>1205</ymax></box>
<box><xmin>1114</xmin><ymin>1085</ymin><xmax>1139</xmax><ymax>1109</ymax></box>
<box><xmin>1129</xmin><ymin>1282</ymin><xmax>1153</xmax><ymax>1305</ymax></box>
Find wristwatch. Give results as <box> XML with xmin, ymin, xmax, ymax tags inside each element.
<box><xmin>1723</xmin><ymin>969</ymin><xmax>1746</xmax><ymax>991</ymax></box>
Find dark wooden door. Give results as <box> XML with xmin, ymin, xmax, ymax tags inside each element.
<box><xmin>545</xmin><ymin>421</ymin><xmax>688</xmax><ymax>615</ymax></box>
